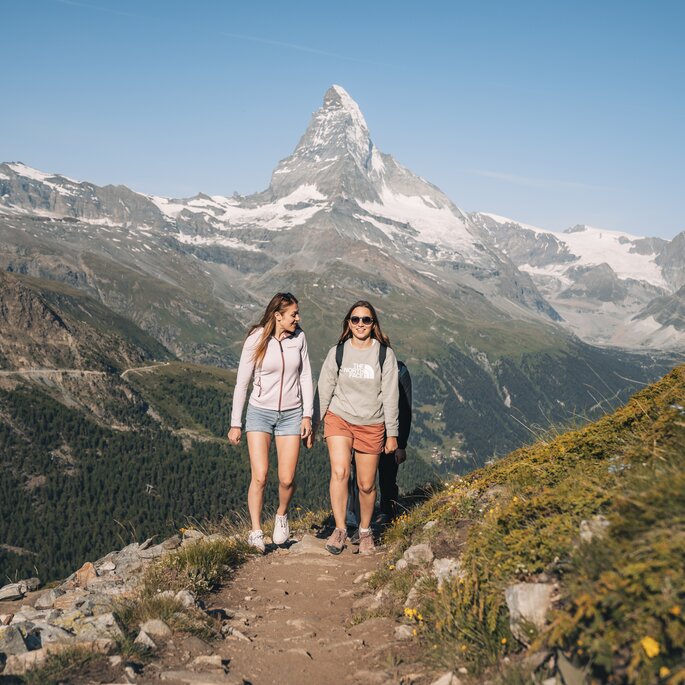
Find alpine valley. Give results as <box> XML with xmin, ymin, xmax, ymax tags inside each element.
<box><xmin>0</xmin><ymin>85</ymin><xmax>682</xmax><ymax>580</ymax></box>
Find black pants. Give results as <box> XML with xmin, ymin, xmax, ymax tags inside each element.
<box><xmin>346</xmin><ymin>452</ymin><xmax>399</xmax><ymax>525</ymax></box>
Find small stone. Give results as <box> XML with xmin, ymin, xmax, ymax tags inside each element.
<box><xmin>0</xmin><ymin>625</ymin><xmax>28</xmax><ymax>655</ymax></box>
<box><xmin>504</xmin><ymin>583</ymin><xmax>554</xmax><ymax>645</ymax></box>
<box><xmin>394</xmin><ymin>624</ymin><xmax>415</xmax><ymax>640</ymax></box>
<box><xmin>0</xmin><ymin>614</ymin><xmax>13</xmax><ymax>625</ymax></box>
<box><xmin>179</xmin><ymin>635</ymin><xmax>213</xmax><ymax>656</ymax></box>
<box><xmin>108</xmin><ymin>655</ymin><xmax>123</xmax><ymax>667</ymax></box>
<box><xmin>160</xmin><ymin>670</ymin><xmax>232</xmax><ymax>684</ymax></box>
<box><xmin>403</xmin><ymin>543</ymin><xmax>434</xmax><ymax>566</ymax></box>
<box><xmin>579</xmin><ymin>515</ymin><xmax>610</xmax><ymax>543</ymax></box>
<box><xmin>23</xmin><ymin>578</ymin><xmax>41</xmax><ymax>592</ymax></box>
<box><xmin>223</xmin><ymin>626</ymin><xmax>251</xmax><ymax>641</ymax></box>
<box><xmin>75</xmin><ymin>562</ymin><xmax>98</xmax><ymax>588</ymax></box>
<box><xmin>175</xmin><ymin>590</ymin><xmax>196</xmax><ymax>608</ymax></box>
<box><xmin>138</xmin><ymin>542</ymin><xmax>168</xmax><ymax>559</ymax></box>
<box><xmin>433</xmin><ymin>558</ymin><xmax>461</xmax><ymax>588</ymax></box>
<box><xmin>162</xmin><ymin>534</ymin><xmax>182</xmax><ymax>549</ymax></box>
<box><xmin>139</xmin><ymin>618</ymin><xmax>172</xmax><ymax>638</ymax></box>
<box><xmin>139</xmin><ymin>537</ymin><xmax>156</xmax><ymax>550</ymax></box>
<box><xmin>182</xmin><ymin>529</ymin><xmax>205</xmax><ymax>541</ymax></box>
<box><xmin>353</xmin><ymin>571</ymin><xmax>374</xmax><ymax>584</ymax></box>
<box><xmin>134</xmin><ymin>629</ymin><xmax>157</xmax><ymax>650</ymax></box>
<box><xmin>458</xmin><ymin>667</ymin><xmax>468</xmax><ymax>675</ymax></box>
<box><xmin>430</xmin><ymin>672</ymin><xmax>463</xmax><ymax>685</ymax></box>
<box><xmin>191</xmin><ymin>654</ymin><xmax>225</xmax><ymax>670</ymax></box>
<box><xmin>287</xmin><ymin>534</ymin><xmax>329</xmax><ymax>556</ymax></box>
<box><xmin>395</xmin><ymin>558</ymin><xmax>408</xmax><ymax>571</ymax></box>
<box><xmin>423</xmin><ymin>520</ymin><xmax>438</xmax><ymax>530</ymax></box>
<box><xmin>286</xmin><ymin>648</ymin><xmax>313</xmax><ymax>659</ymax></box>
<box><xmin>99</xmin><ymin>561</ymin><xmax>116</xmax><ymax>572</ymax></box>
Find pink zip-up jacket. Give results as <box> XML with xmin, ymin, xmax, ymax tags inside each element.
<box><xmin>230</xmin><ymin>326</ymin><xmax>314</xmax><ymax>428</ymax></box>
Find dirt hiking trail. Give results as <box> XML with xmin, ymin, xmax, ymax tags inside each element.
<box><xmin>151</xmin><ymin>533</ymin><xmax>431</xmax><ymax>685</ymax></box>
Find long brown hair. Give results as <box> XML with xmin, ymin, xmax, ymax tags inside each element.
<box><xmin>337</xmin><ymin>300</ymin><xmax>391</xmax><ymax>347</ymax></box>
<box><xmin>248</xmin><ymin>292</ymin><xmax>299</xmax><ymax>367</ymax></box>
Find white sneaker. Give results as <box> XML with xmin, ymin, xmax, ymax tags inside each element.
<box><xmin>247</xmin><ymin>529</ymin><xmax>265</xmax><ymax>553</ymax></box>
<box><xmin>272</xmin><ymin>514</ymin><xmax>289</xmax><ymax>545</ymax></box>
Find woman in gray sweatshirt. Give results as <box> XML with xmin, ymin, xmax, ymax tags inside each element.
<box><xmin>315</xmin><ymin>300</ymin><xmax>399</xmax><ymax>555</ymax></box>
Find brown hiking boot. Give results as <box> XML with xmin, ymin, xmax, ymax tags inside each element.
<box><xmin>325</xmin><ymin>527</ymin><xmax>346</xmax><ymax>555</ymax></box>
<box><xmin>358</xmin><ymin>529</ymin><xmax>375</xmax><ymax>555</ymax></box>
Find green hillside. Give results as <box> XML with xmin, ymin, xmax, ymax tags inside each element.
<box><xmin>372</xmin><ymin>365</ymin><xmax>684</xmax><ymax>684</ymax></box>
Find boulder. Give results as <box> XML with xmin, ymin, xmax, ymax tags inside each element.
<box><xmin>34</xmin><ymin>588</ymin><xmax>65</xmax><ymax>610</ymax></box>
<box><xmin>0</xmin><ymin>625</ymin><xmax>27</xmax><ymax>656</ymax></box>
<box><xmin>0</xmin><ymin>582</ymin><xmax>27</xmax><ymax>602</ymax></box>
<box><xmin>3</xmin><ymin>639</ymin><xmax>115</xmax><ymax>675</ymax></box>
<box><xmin>403</xmin><ymin>543</ymin><xmax>434</xmax><ymax>566</ymax></box>
<box><xmin>26</xmin><ymin>621</ymin><xmax>74</xmax><ymax>647</ymax></box>
<box><xmin>75</xmin><ymin>562</ymin><xmax>98</xmax><ymax>588</ymax></box>
<box><xmin>74</xmin><ymin>612</ymin><xmax>124</xmax><ymax>641</ymax></box>
<box><xmin>504</xmin><ymin>583</ymin><xmax>554</xmax><ymax>645</ymax></box>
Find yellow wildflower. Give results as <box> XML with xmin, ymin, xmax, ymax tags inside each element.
<box><xmin>412</xmin><ymin>628</ymin><xmax>417</xmax><ymax>636</ymax></box>
<box><xmin>641</xmin><ymin>636</ymin><xmax>660</xmax><ymax>658</ymax></box>
<box><xmin>669</xmin><ymin>605</ymin><xmax>681</xmax><ymax>617</ymax></box>
<box><xmin>660</xmin><ymin>667</ymin><xmax>671</xmax><ymax>678</ymax></box>
<box><xmin>501</xmin><ymin>637</ymin><xmax>507</xmax><ymax>644</ymax></box>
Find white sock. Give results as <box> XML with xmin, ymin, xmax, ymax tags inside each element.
<box><xmin>359</xmin><ymin>527</ymin><xmax>371</xmax><ymax>534</ymax></box>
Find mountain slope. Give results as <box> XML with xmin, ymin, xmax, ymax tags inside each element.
<box><xmin>373</xmin><ymin>363</ymin><xmax>684</xmax><ymax>683</ymax></box>
<box><xmin>472</xmin><ymin>212</ymin><xmax>685</xmax><ymax>349</ymax></box>
<box><xmin>0</xmin><ymin>86</ymin><xmax>677</xmax><ymax>466</ymax></box>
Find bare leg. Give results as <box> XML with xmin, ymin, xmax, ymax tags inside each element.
<box><xmin>274</xmin><ymin>435</ymin><xmax>300</xmax><ymax>515</ymax></box>
<box><xmin>246</xmin><ymin>432</ymin><xmax>271</xmax><ymax>531</ymax></box>
<box><xmin>355</xmin><ymin>451</ymin><xmax>381</xmax><ymax>529</ymax></box>
<box><xmin>326</xmin><ymin>436</ymin><xmax>354</xmax><ymax>531</ymax></box>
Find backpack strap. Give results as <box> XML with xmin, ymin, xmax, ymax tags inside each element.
<box><xmin>378</xmin><ymin>342</ymin><xmax>387</xmax><ymax>371</ymax></box>
<box><xmin>335</xmin><ymin>342</ymin><xmax>344</xmax><ymax>375</ymax></box>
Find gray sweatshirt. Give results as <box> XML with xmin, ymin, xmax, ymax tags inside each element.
<box><xmin>316</xmin><ymin>339</ymin><xmax>399</xmax><ymax>436</ymax></box>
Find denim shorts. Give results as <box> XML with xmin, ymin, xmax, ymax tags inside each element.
<box><xmin>245</xmin><ymin>404</ymin><xmax>303</xmax><ymax>436</ymax></box>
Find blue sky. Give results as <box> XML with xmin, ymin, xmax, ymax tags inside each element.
<box><xmin>2</xmin><ymin>0</ymin><xmax>683</xmax><ymax>238</ymax></box>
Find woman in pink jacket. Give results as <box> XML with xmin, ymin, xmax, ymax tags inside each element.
<box><xmin>227</xmin><ymin>293</ymin><xmax>314</xmax><ymax>552</ymax></box>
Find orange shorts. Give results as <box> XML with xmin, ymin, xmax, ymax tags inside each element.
<box><xmin>323</xmin><ymin>411</ymin><xmax>385</xmax><ymax>454</ymax></box>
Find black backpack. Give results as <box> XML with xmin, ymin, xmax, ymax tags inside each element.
<box><xmin>335</xmin><ymin>341</ymin><xmax>412</xmax><ymax>446</ymax></box>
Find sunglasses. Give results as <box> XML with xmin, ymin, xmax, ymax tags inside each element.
<box><xmin>349</xmin><ymin>316</ymin><xmax>374</xmax><ymax>325</ymax></box>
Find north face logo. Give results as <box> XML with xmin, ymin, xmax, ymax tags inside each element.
<box><xmin>341</xmin><ymin>363</ymin><xmax>375</xmax><ymax>379</ymax></box>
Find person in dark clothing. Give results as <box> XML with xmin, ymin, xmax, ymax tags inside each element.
<box><xmin>347</xmin><ymin>359</ymin><xmax>412</xmax><ymax>530</ymax></box>
<box><xmin>377</xmin><ymin>360</ymin><xmax>412</xmax><ymax>522</ymax></box>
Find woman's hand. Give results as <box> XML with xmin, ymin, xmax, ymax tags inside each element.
<box><xmin>227</xmin><ymin>427</ymin><xmax>242</xmax><ymax>445</ymax></box>
<box><xmin>300</xmin><ymin>417</ymin><xmax>312</xmax><ymax>439</ymax></box>
<box><xmin>394</xmin><ymin>447</ymin><xmax>407</xmax><ymax>465</ymax></box>
<box><xmin>384</xmin><ymin>436</ymin><xmax>398</xmax><ymax>454</ymax></box>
